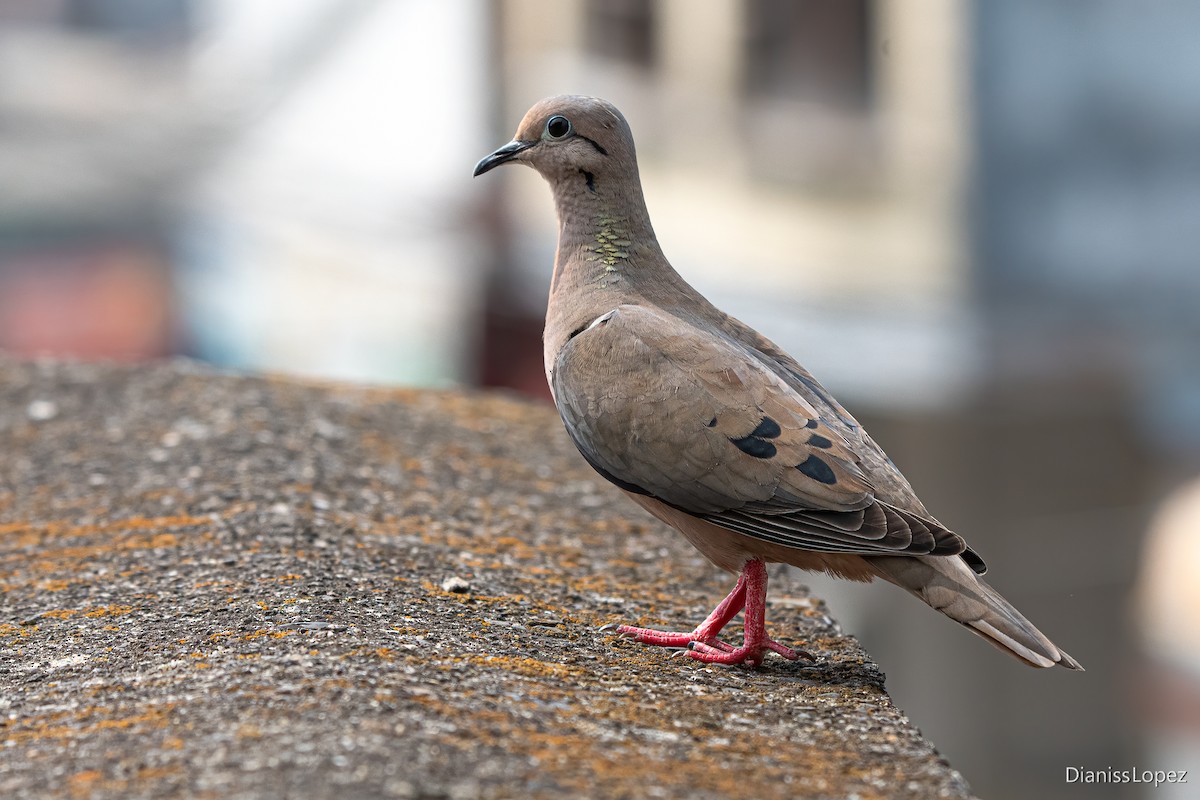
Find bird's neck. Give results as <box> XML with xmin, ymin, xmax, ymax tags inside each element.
<box><xmin>542</xmin><ymin>175</ymin><xmax>704</xmax><ymax>382</ymax></box>
<box><xmin>547</xmin><ymin>178</ymin><xmax>663</xmax><ymax>299</ymax></box>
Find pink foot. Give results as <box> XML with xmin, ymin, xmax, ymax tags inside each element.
<box><xmin>689</xmin><ymin>637</ymin><xmax>803</xmax><ymax>667</ymax></box>
<box><xmin>609</xmin><ymin>559</ymin><xmax>812</xmax><ymax>667</ymax></box>
<box><xmin>614</xmin><ymin>625</ymin><xmax>724</xmax><ymax>649</ymax></box>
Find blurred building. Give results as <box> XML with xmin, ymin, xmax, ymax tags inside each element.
<box><xmin>0</xmin><ymin>0</ymin><xmax>197</xmax><ymax>360</ymax></box>
<box><xmin>177</xmin><ymin>0</ymin><xmax>490</xmax><ymax>384</ymax></box>
<box><xmin>0</xmin><ymin>0</ymin><xmax>492</xmax><ymax>384</ymax></box>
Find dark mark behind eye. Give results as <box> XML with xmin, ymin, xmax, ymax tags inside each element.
<box><xmin>580</xmin><ymin>169</ymin><xmax>595</xmax><ymax>192</ymax></box>
<box><xmin>580</xmin><ymin>135</ymin><xmax>608</xmax><ymax>155</ymax></box>
<box><xmin>797</xmin><ymin>455</ymin><xmax>837</xmax><ymax>484</ymax></box>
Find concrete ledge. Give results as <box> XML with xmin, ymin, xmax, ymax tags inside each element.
<box><xmin>0</xmin><ymin>358</ymin><xmax>975</xmax><ymax>799</ymax></box>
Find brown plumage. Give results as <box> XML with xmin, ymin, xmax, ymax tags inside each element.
<box><xmin>474</xmin><ymin>95</ymin><xmax>1082</xmax><ymax>670</ymax></box>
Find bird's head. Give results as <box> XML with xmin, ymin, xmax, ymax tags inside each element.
<box><xmin>473</xmin><ymin>95</ymin><xmax>637</xmax><ymax>186</ymax></box>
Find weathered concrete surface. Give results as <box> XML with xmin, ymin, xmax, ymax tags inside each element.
<box><xmin>0</xmin><ymin>358</ymin><xmax>974</xmax><ymax>800</ymax></box>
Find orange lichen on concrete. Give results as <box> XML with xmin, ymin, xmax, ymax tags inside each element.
<box><xmin>1</xmin><ymin>514</ymin><xmax>210</xmax><ymax>548</ymax></box>
<box><xmin>84</xmin><ymin>605</ymin><xmax>133</xmax><ymax>617</ymax></box>
<box><xmin>237</xmin><ymin>724</ymin><xmax>263</xmax><ymax>740</ymax></box>
<box><xmin>40</xmin><ymin>609</ymin><xmax>81</xmax><ymax>619</ymax></box>
<box><xmin>67</xmin><ymin>764</ymin><xmax>185</xmax><ymax>800</ymax></box>
<box><xmin>34</xmin><ymin>604</ymin><xmax>134</xmax><ymax>620</ymax></box>
<box><xmin>444</xmin><ymin>653</ymin><xmax>587</xmax><ymax>680</ymax></box>
<box><xmin>7</xmin><ymin>704</ymin><xmax>176</xmax><ymax>745</ymax></box>
<box><xmin>0</xmin><ymin>622</ymin><xmax>30</xmax><ymax>638</ymax></box>
<box><xmin>241</xmin><ymin>629</ymin><xmax>296</xmax><ymax>641</ymax></box>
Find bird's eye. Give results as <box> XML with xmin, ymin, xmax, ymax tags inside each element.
<box><xmin>545</xmin><ymin>115</ymin><xmax>572</xmax><ymax>140</ymax></box>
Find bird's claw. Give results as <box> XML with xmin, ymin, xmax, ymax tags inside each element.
<box><xmin>612</xmin><ymin>623</ymin><xmax>703</xmax><ymax>648</ymax></box>
<box><xmin>685</xmin><ymin>638</ymin><xmax>805</xmax><ymax>667</ymax></box>
<box><xmin>613</xmin><ymin>623</ymin><xmax>810</xmax><ymax>666</ymax></box>
<box><xmin>768</xmin><ymin>639</ymin><xmax>817</xmax><ymax>662</ymax></box>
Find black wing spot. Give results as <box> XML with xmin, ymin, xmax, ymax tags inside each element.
<box><xmin>797</xmin><ymin>455</ymin><xmax>837</xmax><ymax>484</ymax></box>
<box><xmin>729</xmin><ymin>416</ymin><xmax>781</xmax><ymax>459</ymax></box>
<box><xmin>580</xmin><ymin>169</ymin><xmax>595</xmax><ymax>192</ymax></box>
<box><xmin>804</xmin><ymin>419</ymin><xmax>819</xmax><ymax>429</ymax></box>
<box><xmin>750</xmin><ymin>416</ymin><xmax>781</xmax><ymax>439</ymax></box>
<box><xmin>730</xmin><ymin>436</ymin><xmax>777</xmax><ymax>459</ymax></box>
<box><xmin>706</xmin><ymin>417</ymin><xmax>717</xmax><ymax>428</ymax></box>
<box><xmin>807</xmin><ymin>434</ymin><xmax>832</xmax><ymax>449</ymax></box>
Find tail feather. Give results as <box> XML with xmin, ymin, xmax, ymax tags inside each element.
<box><xmin>867</xmin><ymin>554</ymin><xmax>1084</xmax><ymax>671</ymax></box>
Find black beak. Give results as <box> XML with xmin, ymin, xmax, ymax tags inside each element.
<box><xmin>473</xmin><ymin>140</ymin><xmax>535</xmax><ymax>177</ymax></box>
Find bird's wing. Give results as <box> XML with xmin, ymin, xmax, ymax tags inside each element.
<box><xmin>552</xmin><ymin>304</ymin><xmax>968</xmax><ymax>559</ymax></box>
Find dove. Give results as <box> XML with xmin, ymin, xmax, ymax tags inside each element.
<box><xmin>473</xmin><ymin>95</ymin><xmax>1082</xmax><ymax>670</ymax></box>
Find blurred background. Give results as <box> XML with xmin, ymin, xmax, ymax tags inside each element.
<box><xmin>2</xmin><ymin>1</ymin><xmax>1198</xmax><ymax>797</ymax></box>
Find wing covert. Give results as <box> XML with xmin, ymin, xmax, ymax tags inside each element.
<box><xmin>551</xmin><ymin>304</ymin><xmax>967</xmax><ymax>560</ymax></box>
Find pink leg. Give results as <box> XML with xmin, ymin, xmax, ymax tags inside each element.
<box><xmin>613</xmin><ymin>559</ymin><xmax>810</xmax><ymax>666</ymax></box>
<box><xmin>688</xmin><ymin>559</ymin><xmax>804</xmax><ymax>666</ymax></box>
<box><xmin>615</xmin><ymin>571</ymin><xmax>747</xmax><ymax>650</ymax></box>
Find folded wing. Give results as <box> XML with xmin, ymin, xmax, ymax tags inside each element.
<box><xmin>552</xmin><ymin>304</ymin><xmax>973</xmax><ymax>562</ymax></box>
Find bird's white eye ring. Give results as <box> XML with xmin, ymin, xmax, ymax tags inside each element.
<box><xmin>545</xmin><ymin>115</ymin><xmax>572</xmax><ymax>140</ymax></box>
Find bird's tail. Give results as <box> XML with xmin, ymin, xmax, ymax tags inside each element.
<box><xmin>866</xmin><ymin>554</ymin><xmax>1084</xmax><ymax>670</ymax></box>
